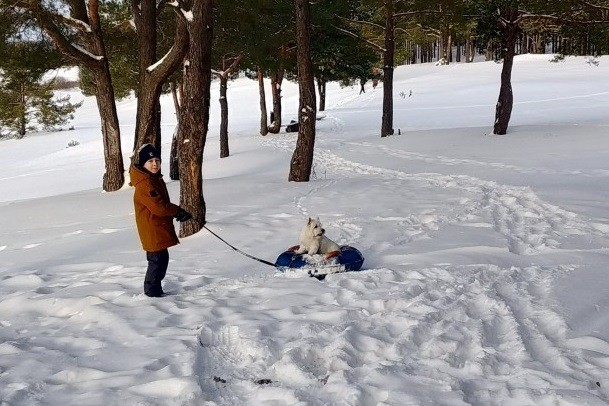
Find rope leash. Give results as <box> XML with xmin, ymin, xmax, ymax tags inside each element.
<box><xmin>203</xmin><ymin>225</ymin><xmax>278</xmax><ymax>269</ymax></box>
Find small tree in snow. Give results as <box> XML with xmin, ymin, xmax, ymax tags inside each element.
<box><xmin>0</xmin><ymin>76</ymin><xmax>81</xmax><ymax>138</ymax></box>
<box><xmin>0</xmin><ymin>43</ymin><xmax>81</xmax><ymax>138</ymax></box>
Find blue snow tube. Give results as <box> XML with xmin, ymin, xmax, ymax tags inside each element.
<box><xmin>275</xmin><ymin>245</ymin><xmax>365</xmax><ymax>272</ymax></box>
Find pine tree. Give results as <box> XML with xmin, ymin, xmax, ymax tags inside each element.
<box><xmin>289</xmin><ymin>0</ymin><xmax>316</xmax><ymax>182</ymax></box>
<box><xmin>6</xmin><ymin>0</ymin><xmax>126</xmax><ymax>191</ymax></box>
<box><xmin>0</xmin><ymin>42</ymin><xmax>81</xmax><ymax>138</ymax></box>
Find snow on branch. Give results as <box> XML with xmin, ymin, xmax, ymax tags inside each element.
<box><xmin>72</xmin><ymin>43</ymin><xmax>104</xmax><ymax>60</ymax></box>
<box><xmin>55</xmin><ymin>14</ymin><xmax>92</xmax><ymax>33</ymax></box>
<box><xmin>147</xmin><ymin>46</ymin><xmax>174</xmax><ymax>72</ymax></box>
<box><xmin>158</xmin><ymin>0</ymin><xmax>192</xmax><ymax>21</ymax></box>
<box><xmin>181</xmin><ymin>9</ymin><xmax>193</xmax><ymax>21</ymax></box>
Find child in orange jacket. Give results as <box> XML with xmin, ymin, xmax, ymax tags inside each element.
<box><xmin>130</xmin><ymin>144</ymin><xmax>191</xmax><ymax>297</ymax></box>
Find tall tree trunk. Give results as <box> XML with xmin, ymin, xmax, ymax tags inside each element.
<box><xmin>381</xmin><ymin>0</ymin><xmax>394</xmax><ymax>137</ymax></box>
<box><xmin>134</xmin><ymin>82</ymin><xmax>163</xmax><ymax>151</ymax></box>
<box><xmin>219</xmin><ymin>75</ymin><xmax>229</xmax><ymax>158</ymax></box>
<box><xmin>131</xmin><ymin>2</ymin><xmax>188</xmax><ymax>157</ymax></box>
<box><xmin>316</xmin><ymin>77</ymin><xmax>326</xmax><ymax>112</ymax></box>
<box><xmin>95</xmin><ymin>67</ymin><xmax>125</xmax><ymax>191</ymax></box>
<box><xmin>258</xmin><ymin>67</ymin><xmax>268</xmax><ymax>136</ymax></box>
<box><xmin>289</xmin><ymin>0</ymin><xmax>316</xmax><ymax>182</ymax></box>
<box><xmin>178</xmin><ymin>0</ymin><xmax>213</xmax><ymax>237</ymax></box>
<box><xmin>267</xmin><ymin>69</ymin><xmax>284</xmax><ymax>133</ymax></box>
<box><xmin>89</xmin><ymin>1</ymin><xmax>125</xmax><ymax>191</ymax></box>
<box><xmin>213</xmin><ymin>54</ymin><xmax>241</xmax><ymax>158</ymax></box>
<box><xmin>536</xmin><ymin>35</ymin><xmax>544</xmax><ymax>54</ymax></box>
<box><xmin>18</xmin><ymin>87</ymin><xmax>26</xmax><ymax>138</ymax></box>
<box><xmin>485</xmin><ymin>39</ymin><xmax>493</xmax><ymax>61</ymax></box>
<box><xmin>169</xmin><ymin>81</ymin><xmax>181</xmax><ymax>180</ymax></box>
<box><xmin>25</xmin><ymin>0</ymin><xmax>125</xmax><ymax>191</ymax></box>
<box><xmin>133</xmin><ymin>0</ymin><xmax>160</xmax><ymax>152</ymax></box>
<box><xmin>493</xmin><ymin>19</ymin><xmax>518</xmax><ymax>135</ymax></box>
<box><xmin>465</xmin><ymin>38</ymin><xmax>473</xmax><ymax>62</ymax></box>
<box><xmin>170</xmin><ymin>127</ymin><xmax>180</xmax><ymax>180</ymax></box>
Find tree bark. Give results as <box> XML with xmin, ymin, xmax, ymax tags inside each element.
<box><xmin>212</xmin><ymin>54</ymin><xmax>241</xmax><ymax>158</ymax></box>
<box><xmin>267</xmin><ymin>69</ymin><xmax>284</xmax><ymax>133</ymax></box>
<box><xmin>169</xmin><ymin>81</ymin><xmax>181</xmax><ymax>180</ymax></box>
<box><xmin>381</xmin><ymin>0</ymin><xmax>394</xmax><ymax>137</ymax></box>
<box><xmin>18</xmin><ymin>86</ymin><xmax>26</xmax><ymax>138</ymax></box>
<box><xmin>178</xmin><ymin>0</ymin><xmax>213</xmax><ymax>237</ymax></box>
<box><xmin>95</xmin><ymin>67</ymin><xmax>125</xmax><ymax>191</ymax></box>
<box><xmin>465</xmin><ymin>38</ymin><xmax>473</xmax><ymax>62</ymax></box>
<box><xmin>132</xmin><ymin>0</ymin><xmax>159</xmax><ymax>152</ymax></box>
<box><xmin>485</xmin><ymin>39</ymin><xmax>493</xmax><ymax>61</ymax></box>
<box><xmin>219</xmin><ymin>75</ymin><xmax>229</xmax><ymax>158</ymax></box>
<box><xmin>316</xmin><ymin>77</ymin><xmax>326</xmax><ymax>112</ymax></box>
<box><xmin>289</xmin><ymin>0</ymin><xmax>316</xmax><ymax>182</ymax></box>
<box><xmin>258</xmin><ymin>67</ymin><xmax>269</xmax><ymax>136</ymax></box>
<box><xmin>89</xmin><ymin>1</ymin><xmax>125</xmax><ymax>191</ymax></box>
<box><xmin>493</xmin><ymin>16</ymin><xmax>518</xmax><ymax>135</ymax></box>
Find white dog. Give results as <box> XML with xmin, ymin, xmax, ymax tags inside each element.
<box><xmin>294</xmin><ymin>217</ymin><xmax>340</xmax><ymax>258</ymax></box>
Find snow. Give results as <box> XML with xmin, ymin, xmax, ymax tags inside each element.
<box><xmin>2</xmin><ymin>55</ymin><xmax>609</xmax><ymax>405</ymax></box>
<box><xmin>147</xmin><ymin>47</ymin><xmax>174</xmax><ymax>72</ymax></box>
<box><xmin>71</xmin><ymin>44</ymin><xmax>104</xmax><ymax>61</ymax></box>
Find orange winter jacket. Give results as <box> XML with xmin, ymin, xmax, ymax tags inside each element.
<box><xmin>130</xmin><ymin>165</ymin><xmax>180</xmax><ymax>252</ymax></box>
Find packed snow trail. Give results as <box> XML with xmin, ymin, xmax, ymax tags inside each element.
<box><xmin>183</xmin><ymin>131</ymin><xmax>609</xmax><ymax>405</ymax></box>
<box><xmin>195</xmin><ymin>264</ymin><xmax>608</xmax><ymax>405</ymax></box>
<box><xmin>262</xmin><ymin>133</ymin><xmax>606</xmax><ymax>256</ymax></box>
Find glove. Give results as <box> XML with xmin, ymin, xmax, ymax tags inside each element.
<box><xmin>175</xmin><ymin>208</ymin><xmax>192</xmax><ymax>222</ymax></box>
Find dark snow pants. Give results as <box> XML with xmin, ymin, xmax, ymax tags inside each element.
<box><xmin>144</xmin><ymin>249</ymin><xmax>169</xmax><ymax>297</ymax></box>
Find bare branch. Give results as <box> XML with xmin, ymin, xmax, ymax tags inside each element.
<box><xmin>144</xmin><ymin>8</ymin><xmax>189</xmax><ymax>81</ymax></box>
<box><xmin>211</xmin><ymin>54</ymin><xmax>243</xmax><ymax>80</ymax></box>
<box><xmin>335</xmin><ymin>15</ymin><xmax>385</xmax><ymax>31</ymax></box>
<box><xmin>225</xmin><ymin>54</ymin><xmax>243</xmax><ymax>75</ymax></box>
<box><xmin>332</xmin><ymin>25</ymin><xmax>385</xmax><ymax>52</ymax></box>
<box><xmin>394</xmin><ymin>10</ymin><xmax>447</xmax><ymax>20</ymax></box>
<box><xmin>13</xmin><ymin>0</ymin><xmax>101</xmax><ymax>65</ymax></box>
<box><xmin>577</xmin><ymin>0</ymin><xmax>609</xmax><ymax>11</ymax></box>
<box><xmin>53</xmin><ymin>13</ymin><xmax>92</xmax><ymax>33</ymax></box>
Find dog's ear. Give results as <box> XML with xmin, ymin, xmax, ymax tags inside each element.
<box><xmin>307</xmin><ymin>217</ymin><xmax>312</xmax><ymax>224</ymax></box>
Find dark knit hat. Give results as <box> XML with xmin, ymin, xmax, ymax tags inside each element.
<box><xmin>138</xmin><ymin>143</ymin><xmax>161</xmax><ymax>165</ymax></box>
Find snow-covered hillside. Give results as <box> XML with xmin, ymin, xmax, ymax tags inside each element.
<box><xmin>1</xmin><ymin>55</ymin><xmax>609</xmax><ymax>405</ymax></box>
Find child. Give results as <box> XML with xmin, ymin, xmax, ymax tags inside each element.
<box><xmin>130</xmin><ymin>144</ymin><xmax>192</xmax><ymax>297</ymax></box>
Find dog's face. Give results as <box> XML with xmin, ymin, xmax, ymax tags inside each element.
<box><xmin>303</xmin><ymin>217</ymin><xmax>325</xmax><ymax>239</ymax></box>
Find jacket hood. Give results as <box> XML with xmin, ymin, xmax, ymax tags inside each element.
<box><xmin>129</xmin><ymin>165</ymin><xmax>162</xmax><ymax>187</ymax></box>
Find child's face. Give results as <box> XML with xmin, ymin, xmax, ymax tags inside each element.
<box><xmin>144</xmin><ymin>158</ymin><xmax>161</xmax><ymax>174</ymax></box>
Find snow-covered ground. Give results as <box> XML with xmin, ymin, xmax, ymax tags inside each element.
<box><xmin>1</xmin><ymin>55</ymin><xmax>609</xmax><ymax>405</ymax></box>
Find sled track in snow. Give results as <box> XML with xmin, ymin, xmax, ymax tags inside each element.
<box><xmin>262</xmin><ymin>134</ymin><xmax>606</xmax><ymax>256</ymax></box>
<box><xmin>185</xmin><ymin>134</ymin><xmax>609</xmax><ymax>404</ymax></box>
<box><xmin>194</xmin><ymin>264</ymin><xmax>608</xmax><ymax>404</ymax></box>
<box><xmin>372</xmin><ymin>143</ymin><xmax>609</xmax><ymax>178</ymax></box>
